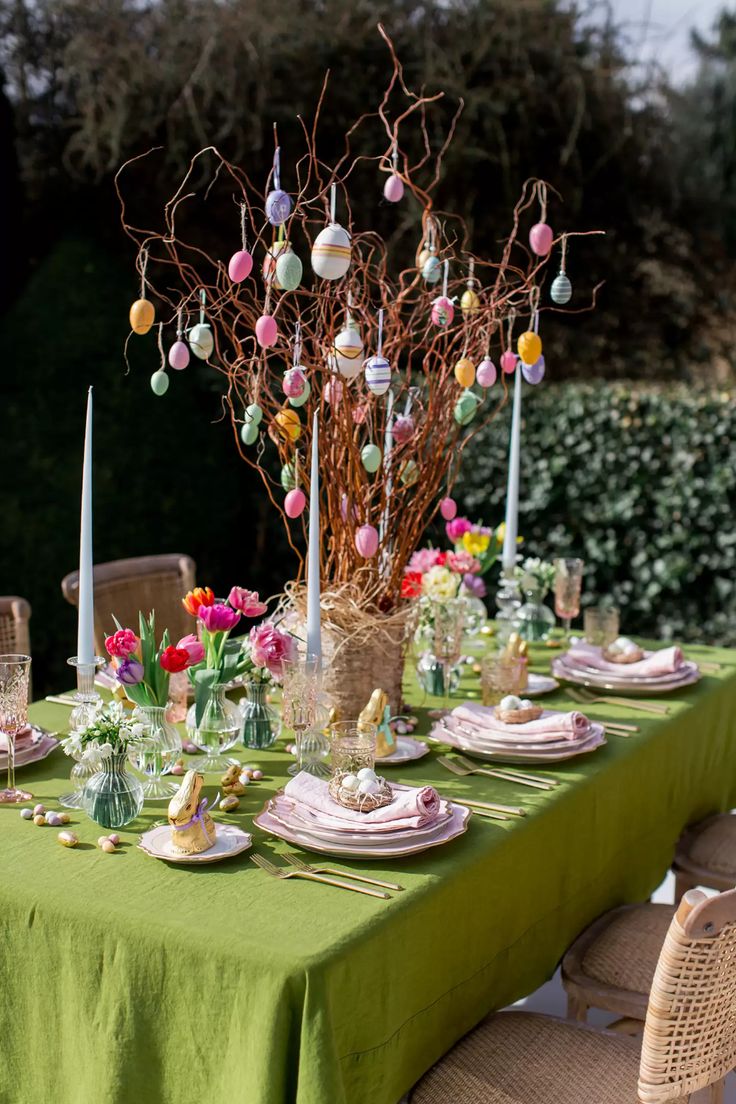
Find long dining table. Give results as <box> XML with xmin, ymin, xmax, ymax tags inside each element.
<box><xmin>1</xmin><ymin>641</ymin><xmax>735</xmax><ymax>1104</ymax></box>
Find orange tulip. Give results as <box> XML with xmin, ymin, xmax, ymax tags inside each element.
<box><xmin>182</xmin><ymin>587</ymin><xmax>215</xmax><ymax>616</ymax></box>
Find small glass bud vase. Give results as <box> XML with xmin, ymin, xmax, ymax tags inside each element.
<box><xmin>129</xmin><ymin>705</ymin><xmax>182</xmax><ymax>801</ymax></box>
<box><xmin>515</xmin><ymin>587</ymin><xmax>556</xmax><ymax>642</ymax></box>
<box><xmin>59</xmin><ymin>655</ymin><xmax>105</xmax><ymax>809</ymax></box>
<box><xmin>82</xmin><ymin>750</ymin><xmax>145</xmax><ymax>830</ymax></box>
<box><xmin>241</xmin><ymin>680</ymin><xmax>280</xmax><ymax>750</ymax></box>
<box><xmin>186</xmin><ymin>683</ymin><xmax>241</xmax><ymax>773</ymax></box>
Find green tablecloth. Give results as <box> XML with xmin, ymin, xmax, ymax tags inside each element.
<box><xmin>2</xmin><ymin>643</ymin><xmax>736</xmax><ymax>1104</ymax></box>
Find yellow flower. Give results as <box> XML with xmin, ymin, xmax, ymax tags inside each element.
<box><xmin>494</xmin><ymin>522</ymin><xmax>523</xmax><ymax>546</ymax></box>
<box><xmin>462</xmin><ymin>531</ymin><xmax>491</xmax><ymax>557</ymax></box>
<box><xmin>422</xmin><ymin>565</ymin><xmax>459</xmax><ymax>600</ymax></box>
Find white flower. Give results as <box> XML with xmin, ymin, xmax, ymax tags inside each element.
<box><xmin>98</xmin><ymin>742</ymin><xmax>114</xmax><ymax>758</ymax></box>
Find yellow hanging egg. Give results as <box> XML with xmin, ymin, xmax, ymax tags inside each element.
<box><xmin>129</xmin><ymin>298</ymin><xmax>155</xmax><ymax>335</ymax></box>
<box><xmin>461</xmin><ymin>288</ymin><xmax>480</xmax><ymax>315</ymax></box>
<box><xmin>517</xmin><ymin>331</ymin><xmax>542</xmax><ymax>366</ymax></box>
<box><xmin>275</xmin><ymin>408</ymin><xmax>301</xmax><ymax>442</ymax></box>
<box><xmin>454</xmin><ymin>357</ymin><xmax>476</xmax><ymax>388</ymax></box>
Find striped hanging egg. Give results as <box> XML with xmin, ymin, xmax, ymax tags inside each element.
<box><xmin>275</xmin><ymin>248</ymin><xmax>302</xmax><ymax>292</ymax></box>
<box><xmin>275</xmin><ymin>408</ymin><xmax>301</xmax><ymax>441</ymax></box>
<box><xmin>168</xmin><ymin>340</ymin><xmax>189</xmax><ymax>370</ymax></box>
<box><xmin>431</xmin><ymin>296</ymin><xmax>454</xmax><ymax>327</ymax></box>
<box><xmin>364</xmin><ymin>355</ymin><xmax>391</xmax><ymax>396</ymax></box>
<box><xmin>522</xmin><ymin>355</ymin><xmax>546</xmax><ymax>385</ymax></box>
<box><xmin>476</xmin><ymin>358</ymin><xmax>497</xmax><ymax>388</ymax></box>
<box><xmin>529</xmin><ymin>222</ymin><xmax>553</xmax><ymax>256</ymax></box>
<box><xmin>517</xmin><ymin>331</ymin><xmax>542</xmax><ymax>366</ymax></box>
<box><xmin>422</xmin><ymin>255</ymin><xmax>441</xmax><ymax>284</ymax></box>
<box><xmin>454</xmin><ymin>390</ymin><xmax>480</xmax><ymax>426</ymax></box>
<box><xmin>288</xmin><ymin>377</ymin><xmax>311</xmax><ymax>408</ymax></box>
<box><xmin>551</xmin><ymin>272</ymin><xmax>572</xmax><ymax>305</ymax></box>
<box><xmin>188</xmin><ymin>323</ymin><xmax>214</xmax><ymax>360</ymax></box>
<box><xmin>129</xmin><ymin>298</ymin><xmax>155</xmax><ymax>335</ymax></box>
<box><xmin>228</xmin><ymin>249</ymin><xmax>253</xmax><ymax>283</ymax></box>
<box><xmin>334</xmin><ymin>325</ymin><xmax>364</xmax><ymax>379</ymax></box>
<box><xmin>265</xmin><ymin>189</ymin><xmax>292</xmax><ymax>227</ymax></box>
<box><xmin>311</xmin><ymin>223</ymin><xmax>351</xmax><ymax>280</ymax></box>
<box><xmin>461</xmin><ymin>288</ymin><xmax>480</xmax><ymax>315</ymax></box>
<box><xmin>454</xmin><ymin>357</ymin><xmax>475</xmax><ymax>388</ymax></box>
<box><xmin>150</xmin><ymin>370</ymin><xmax>169</xmax><ymax>396</ymax></box>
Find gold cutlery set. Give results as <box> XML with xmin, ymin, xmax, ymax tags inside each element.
<box><xmin>251</xmin><ymin>852</ymin><xmax>403</xmax><ymax>899</ymax></box>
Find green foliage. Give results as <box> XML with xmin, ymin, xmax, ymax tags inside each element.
<box><xmin>457</xmin><ymin>382</ymin><xmax>736</xmax><ymax>645</ymax></box>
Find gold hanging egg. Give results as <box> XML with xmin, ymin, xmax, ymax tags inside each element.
<box><xmin>461</xmin><ymin>288</ymin><xmax>480</xmax><ymax>315</ymax></box>
<box><xmin>129</xmin><ymin>298</ymin><xmax>155</xmax><ymax>335</ymax></box>
<box><xmin>454</xmin><ymin>357</ymin><xmax>476</xmax><ymax>388</ymax></box>
<box><xmin>275</xmin><ymin>408</ymin><xmax>302</xmax><ymax>442</ymax></box>
<box><xmin>517</xmin><ymin>331</ymin><xmax>542</xmax><ymax>366</ymax></box>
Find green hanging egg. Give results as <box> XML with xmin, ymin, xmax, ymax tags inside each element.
<box><xmin>454</xmin><ymin>389</ymin><xmax>480</xmax><ymax>427</ymax></box>
<box><xmin>275</xmin><ymin>249</ymin><xmax>303</xmax><ymax>292</ymax></box>
<box><xmin>399</xmin><ymin>459</ymin><xmax>419</xmax><ymax>487</ymax></box>
<box><xmin>361</xmin><ymin>443</ymin><xmax>382</xmax><ymax>473</ymax></box>
<box><xmin>289</xmin><ymin>378</ymin><xmax>311</xmax><ymax>408</ymax></box>
<box><xmin>246</xmin><ymin>403</ymin><xmax>263</xmax><ymax>426</ymax></box>
<box><xmin>150</xmin><ymin>370</ymin><xmax>169</xmax><ymax>397</ymax></box>
<box><xmin>241</xmin><ymin>421</ymin><xmax>259</xmax><ymax>446</ymax></box>
<box><xmin>280</xmin><ymin>461</ymin><xmax>297</xmax><ymax>492</ymax></box>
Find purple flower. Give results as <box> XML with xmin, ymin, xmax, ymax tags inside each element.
<box><xmin>116</xmin><ymin>657</ymin><xmax>144</xmax><ymax>685</ymax></box>
<box><xmin>462</xmin><ymin>573</ymin><xmax>487</xmax><ymax>599</ymax></box>
<box><xmin>445</xmin><ymin>517</ymin><xmax>473</xmax><ymax>543</ymax></box>
<box><xmin>198</xmin><ymin>603</ymin><xmax>241</xmax><ymax>633</ymax></box>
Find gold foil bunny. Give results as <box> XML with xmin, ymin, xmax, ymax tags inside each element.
<box><xmin>168</xmin><ymin>770</ymin><xmax>217</xmax><ymax>855</ymax></box>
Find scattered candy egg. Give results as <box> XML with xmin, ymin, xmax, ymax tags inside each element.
<box><xmin>168</xmin><ymin>340</ymin><xmax>190</xmax><ymax>370</ymax></box>
<box><xmin>57</xmin><ymin>831</ymin><xmax>79</xmax><ymax>848</ymax></box>
<box><xmin>361</xmin><ymin>443</ymin><xmax>382</xmax><ymax>473</ymax></box>
<box><xmin>275</xmin><ymin>248</ymin><xmax>303</xmax><ymax>292</ymax></box>
<box><xmin>228</xmin><ymin>249</ymin><xmax>254</xmax><ymax>283</ymax></box>
<box><xmin>440</xmin><ymin>497</ymin><xmax>457</xmax><ymax>521</ymax></box>
<box><xmin>499</xmin><ymin>695</ymin><xmax>522</xmax><ymax>711</ymax></box>
<box><xmin>171</xmin><ymin>763</ymin><xmax>186</xmax><ymax>775</ymax></box>
<box><xmin>265</xmin><ymin>189</ymin><xmax>292</xmax><ymax>226</ymax></box>
<box><xmin>383</xmin><ymin>174</ymin><xmax>404</xmax><ymax>203</ymax></box>
<box><xmin>358</xmin><ymin>779</ymin><xmax>380</xmax><ymax>795</ymax></box>
<box><xmin>255</xmin><ymin>314</ymin><xmax>278</xmax><ymax>348</ymax></box>
<box><xmin>551</xmin><ymin>272</ymin><xmax>572</xmax><ymax>304</ymax></box>
<box><xmin>33</xmin><ymin>804</ymin><xmax>45</xmax><ymax>816</ymax></box>
<box><xmin>280</xmin><ymin>461</ymin><xmax>297</xmax><ymax>491</ymax></box>
<box><xmin>283</xmin><ymin>367</ymin><xmax>307</xmax><ymax>399</ymax></box>
<box><xmin>108</xmin><ymin>833</ymin><xmax>120</xmax><ymax>846</ymax></box>
<box><xmin>46</xmin><ymin>812</ymin><xmax>62</xmax><ymax>827</ymax></box>
<box><xmin>454</xmin><ymin>357</ymin><xmax>475</xmax><ymax>388</ymax></box>
<box><xmin>356</xmin><ymin>767</ymin><xmax>377</xmax><ymax>781</ymax></box>
<box><xmin>324</xmin><ymin>377</ymin><xmax>344</xmax><ymax>406</ymax></box>
<box><xmin>98</xmin><ymin>835</ymin><xmax>111</xmax><ymax>848</ymax></box>
<box><xmin>454</xmin><ymin>389</ymin><xmax>480</xmax><ymax>426</ymax></box>
<box><xmin>252</xmin><ymin>769</ymin><xmax>263</xmax><ymax>781</ymax></box>
<box><xmin>529</xmin><ymin>222</ymin><xmax>554</xmax><ymax>256</ymax></box>
<box><xmin>517</xmin><ymin>331</ymin><xmax>542</xmax><ymax>366</ymax></box>
<box><xmin>393</xmin><ymin>415</ymin><xmax>414</xmax><ymax>445</ymax></box>
<box><xmin>364</xmin><ymin>355</ymin><xmax>391</xmax><ymax>396</ymax></box>
<box><xmin>219</xmin><ymin>794</ymin><xmax>240</xmax><ymax>812</ymax></box>
<box><xmin>20</xmin><ymin>808</ymin><xmax>33</xmax><ymax>820</ymax></box>
<box><xmin>355</xmin><ymin>524</ymin><xmax>379</xmax><ymax>558</ymax></box>
<box><xmin>500</xmin><ymin>349</ymin><xmax>517</xmax><ymax>374</ymax></box>
<box><xmin>422</xmin><ymin>255</ymin><xmax>441</xmax><ymax>284</ymax></box>
<box><xmin>223</xmin><ymin>780</ymin><xmax>246</xmax><ymax>796</ymax></box>
<box><xmin>399</xmin><ymin>458</ymin><xmax>419</xmax><ymax>487</ymax></box>
<box><xmin>311</xmin><ymin>223</ymin><xmax>351</xmax><ymax>280</ymax></box>
<box><xmin>240</xmin><ymin>421</ymin><xmax>259</xmax><ymax>446</ymax></box>
<box><xmin>129</xmin><ymin>298</ymin><xmax>155</xmax><ymax>335</ymax></box>
<box><xmin>431</xmin><ymin>295</ymin><xmax>454</xmax><ymax>327</ymax></box>
<box><xmin>521</xmin><ymin>356</ymin><xmax>545</xmax><ymax>385</ymax></box>
<box><xmin>334</xmin><ymin>326</ymin><xmax>364</xmax><ymax>380</ymax></box>
<box><xmin>33</xmin><ymin>814</ymin><xmax>45</xmax><ymax>825</ymax></box>
<box><xmin>476</xmin><ymin>358</ymin><xmax>497</xmax><ymax>388</ymax></box>
<box><xmin>341</xmin><ymin>774</ymin><xmax>360</xmax><ymax>792</ymax></box>
<box><xmin>461</xmin><ymin>288</ymin><xmax>480</xmax><ymax>315</ymax></box>
<box><xmin>246</xmin><ymin>403</ymin><xmax>263</xmax><ymax>426</ymax></box>
<box><xmin>188</xmin><ymin>322</ymin><xmax>214</xmax><ymax>360</ymax></box>
<box><xmin>275</xmin><ymin>408</ymin><xmax>301</xmax><ymax>441</ymax></box>
<box><xmin>238</xmin><ymin>772</ymin><xmax>251</xmax><ymax>786</ymax></box>
<box><xmin>150</xmin><ymin>370</ymin><xmax>170</xmax><ymax>397</ymax></box>
<box><xmin>395</xmin><ymin>721</ymin><xmax>408</xmax><ymax>734</ymax></box>
<box><xmin>285</xmin><ymin>488</ymin><xmax>307</xmax><ymax>518</ymax></box>
<box><xmin>59</xmin><ymin>813</ymin><xmax>71</xmax><ymax>825</ymax></box>
<box><xmin>101</xmin><ymin>839</ymin><xmax>116</xmax><ymax>854</ymax></box>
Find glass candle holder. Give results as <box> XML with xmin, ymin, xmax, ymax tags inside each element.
<box><xmin>481</xmin><ymin>654</ymin><xmax>527</xmax><ymax>707</ymax></box>
<box><xmin>583</xmin><ymin>606</ymin><xmax>620</xmax><ymax>648</ymax></box>
<box><xmin>330</xmin><ymin>723</ymin><xmax>377</xmax><ymax>776</ymax></box>
<box><xmin>58</xmin><ymin>655</ymin><xmax>105</xmax><ymax>809</ymax></box>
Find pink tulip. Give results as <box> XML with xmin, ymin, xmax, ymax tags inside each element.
<box><xmin>228</xmin><ymin>587</ymin><xmax>267</xmax><ymax>617</ymax></box>
<box><xmin>176</xmin><ymin>634</ymin><xmax>205</xmax><ymax>666</ymax></box>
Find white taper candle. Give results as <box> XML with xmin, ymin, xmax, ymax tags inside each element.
<box><xmin>501</xmin><ymin>366</ymin><xmax>522</xmax><ymax>572</ymax></box>
<box><xmin>306</xmin><ymin>411</ymin><xmax>322</xmax><ymax>664</ymax></box>
<box><xmin>77</xmin><ymin>387</ymin><xmax>95</xmax><ymax>664</ymax></box>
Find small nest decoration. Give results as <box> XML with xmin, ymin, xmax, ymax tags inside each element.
<box><xmin>329</xmin><ymin>770</ymin><xmax>393</xmax><ymax>813</ymax></box>
<box><xmin>494</xmin><ymin>705</ymin><xmax>543</xmax><ymax>725</ymax></box>
<box><xmin>602</xmin><ymin>647</ymin><xmax>644</xmax><ymax>665</ymax></box>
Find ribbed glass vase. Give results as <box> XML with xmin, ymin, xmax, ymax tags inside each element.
<box><xmin>82</xmin><ymin>751</ymin><xmax>145</xmax><ymax>829</ymax></box>
<box><xmin>241</xmin><ymin>680</ymin><xmax>279</xmax><ymax>750</ymax></box>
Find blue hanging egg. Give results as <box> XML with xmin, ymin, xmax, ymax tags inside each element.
<box><xmin>551</xmin><ymin>272</ymin><xmax>572</xmax><ymax>305</ymax></box>
<box><xmin>266</xmin><ymin>189</ymin><xmax>292</xmax><ymax>227</ymax></box>
<box><xmin>522</xmin><ymin>356</ymin><xmax>546</xmax><ymax>385</ymax></box>
<box><xmin>422</xmin><ymin>255</ymin><xmax>441</xmax><ymax>284</ymax></box>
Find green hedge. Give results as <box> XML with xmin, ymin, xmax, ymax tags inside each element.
<box><xmin>457</xmin><ymin>382</ymin><xmax>736</xmax><ymax>646</ymax></box>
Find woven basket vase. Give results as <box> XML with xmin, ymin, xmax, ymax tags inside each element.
<box><xmin>320</xmin><ymin>611</ymin><xmax>410</xmax><ymax>717</ymax></box>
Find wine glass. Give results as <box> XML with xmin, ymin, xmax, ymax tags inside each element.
<box><xmin>0</xmin><ymin>654</ymin><xmax>33</xmax><ymax>804</ymax></box>
<box><xmin>553</xmin><ymin>558</ymin><xmax>584</xmax><ymax>642</ymax></box>
<box><xmin>280</xmin><ymin>653</ymin><xmax>323</xmax><ymax>776</ymax></box>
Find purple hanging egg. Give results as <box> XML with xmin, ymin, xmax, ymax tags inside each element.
<box><xmin>256</xmin><ymin>314</ymin><xmax>278</xmax><ymax>348</ymax></box>
<box><xmin>168</xmin><ymin>340</ymin><xmax>190</xmax><ymax>371</ymax></box>
<box><xmin>283</xmin><ymin>367</ymin><xmax>307</xmax><ymax>399</ymax></box>
<box><xmin>476</xmin><ymin>358</ymin><xmax>497</xmax><ymax>388</ymax></box>
<box><xmin>440</xmin><ymin>497</ymin><xmax>457</xmax><ymax>521</ymax></box>
<box><xmin>383</xmin><ymin>174</ymin><xmax>404</xmax><ymax>203</ymax></box>
<box><xmin>431</xmin><ymin>296</ymin><xmax>455</xmax><ymax>327</ymax></box>
<box><xmin>522</xmin><ymin>355</ymin><xmax>546</xmax><ymax>385</ymax></box>
<box><xmin>355</xmin><ymin>524</ymin><xmax>379</xmax><ymax>558</ymax></box>
<box><xmin>500</xmin><ymin>349</ymin><xmax>517</xmax><ymax>375</ymax></box>
<box><xmin>529</xmin><ymin>222</ymin><xmax>553</xmax><ymax>256</ymax></box>
<box><xmin>265</xmin><ymin>189</ymin><xmax>292</xmax><ymax>227</ymax></box>
<box><xmin>228</xmin><ymin>249</ymin><xmax>254</xmax><ymax>283</ymax></box>
<box><xmin>284</xmin><ymin>488</ymin><xmax>306</xmax><ymax>518</ymax></box>
<box><xmin>392</xmin><ymin>415</ymin><xmax>415</xmax><ymax>445</ymax></box>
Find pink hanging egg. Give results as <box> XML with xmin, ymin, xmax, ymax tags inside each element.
<box><xmin>476</xmin><ymin>358</ymin><xmax>497</xmax><ymax>388</ymax></box>
<box><xmin>256</xmin><ymin>314</ymin><xmax>278</xmax><ymax>348</ymax></box>
<box><xmin>500</xmin><ymin>349</ymin><xmax>517</xmax><ymax>375</ymax></box>
<box><xmin>340</xmin><ymin>494</ymin><xmax>358</xmax><ymax>521</ymax></box>
<box><xmin>352</xmin><ymin>403</ymin><xmax>368</xmax><ymax>425</ymax></box>
<box><xmin>393</xmin><ymin>415</ymin><xmax>415</xmax><ymax>445</ymax></box>
<box><xmin>431</xmin><ymin>296</ymin><xmax>455</xmax><ymax>327</ymax></box>
<box><xmin>284</xmin><ymin>488</ymin><xmax>306</xmax><ymax>518</ymax></box>
<box><xmin>383</xmin><ymin>174</ymin><xmax>404</xmax><ymax>203</ymax></box>
<box><xmin>440</xmin><ymin>497</ymin><xmax>457</xmax><ymax>521</ymax></box>
<box><xmin>324</xmin><ymin>377</ymin><xmax>344</xmax><ymax>406</ymax></box>
<box><xmin>283</xmin><ymin>368</ymin><xmax>306</xmax><ymax>399</ymax></box>
<box><xmin>529</xmin><ymin>222</ymin><xmax>553</xmax><ymax>256</ymax></box>
<box><xmin>168</xmin><ymin>340</ymin><xmax>190</xmax><ymax>371</ymax></box>
<box><xmin>355</xmin><ymin>524</ymin><xmax>379</xmax><ymax>559</ymax></box>
<box><xmin>228</xmin><ymin>249</ymin><xmax>253</xmax><ymax>282</ymax></box>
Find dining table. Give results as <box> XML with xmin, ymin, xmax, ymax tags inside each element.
<box><xmin>2</xmin><ymin>639</ymin><xmax>735</xmax><ymax>1104</ymax></box>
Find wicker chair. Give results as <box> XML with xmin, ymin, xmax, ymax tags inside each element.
<box><xmin>410</xmin><ymin>887</ymin><xmax>736</xmax><ymax>1104</ymax></box>
<box><xmin>0</xmin><ymin>597</ymin><xmax>31</xmax><ymax>657</ymax></box>
<box><xmin>673</xmin><ymin>814</ymin><xmax>736</xmax><ymax>899</ymax></box>
<box><xmin>61</xmin><ymin>554</ymin><xmax>196</xmax><ymax>654</ymax></box>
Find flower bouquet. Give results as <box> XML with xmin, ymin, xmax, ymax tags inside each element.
<box><xmin>61</xmin><ymin>700</ymin><xmax>147</xmax><ymax>828</ymax></box>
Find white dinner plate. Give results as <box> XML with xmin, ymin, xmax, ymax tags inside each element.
<box><xmin>552</xmin><ymin>657</ymin><xmax>701</xmax><ymax>694</ymax></box>
<box><xmin>138</xmin><ymin>823</ymin><xmax>252</xmax><ymax>864</ymax></box>
<box><xmin>267</xmin><ymin>794</ymin><xmax>453</xmax><ymax>845</ymax></box>
<box><xmin>433</xmin><ymin>721</ymin><xmax>606</xmax><ymax>764</ymax></box>
<box><xmin>524</xmin><ymin>673</ymin><xmax>560</xmax><ymax>696</ymax></box>
<box><xmin>0</xmin><ymin>730</ymin><xmax>60</xmax><ymax>770</ymax></box>
<box><xmin>375</xmin><ymin>737</ymin><xmax>430</xmax><ymax>765</ymax></box>
<box><xmin>441</xmin><ymin>718</ymin><xmax>601</xmax><ymax>753</ymax></box>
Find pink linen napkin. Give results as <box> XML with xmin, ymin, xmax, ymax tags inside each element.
<box><xmin>283</xmin><ymin>771</ymin><xmax>442</xmax><ymax>831</ymax></box>
<box><xmin>452</xmin><ymin>702</ymin><xmax>589</xmax><ymax>743</ymax></box>
<box><xmin>567</xmin><ymin>642</ymin><xmax>684</xmax><ymax>677</ymax></box>
<box><xmin>0</xmin><ymin>725</ymin><xmax>33</xmax><ymax>753</ymax></box>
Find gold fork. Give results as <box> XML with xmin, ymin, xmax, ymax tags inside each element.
<box><xmin>567</xmin><ymin>687</ymin><xmax>669</xmax><ymax>715</ymax></box>
<box><xmin>438</xmin><ymin>754</ymin><xmax>555</xmax><ymax>792</ymax></box>
<box><xmin>284</xmin><ymin>853</ymin><xmax>404</xmax><ymax>892</ymax></box>
<box><xmin>250</xmin><ymin>853</ymin><xmax>390</xmax><ymax>899</ymax></box>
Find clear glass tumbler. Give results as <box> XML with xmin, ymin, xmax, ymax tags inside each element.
<box><xmin>481</xmin><ymin>654</ymin><xmax>527</xmax><ymax>707</ymax></box>
<box><xmin>583</xmin><ymin>606</ymin><xmax>620</xmax><ymax>648</ymax></box>
<box><xmin>330</xmin><ymin>723</ymin><xmax>378</xmax><ymax>777</ymax></box>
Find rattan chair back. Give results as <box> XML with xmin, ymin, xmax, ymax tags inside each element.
<box><xmin>0</xmin><ymin>597</ymin><xmax>31</xmax><ymax>656</ymax></box>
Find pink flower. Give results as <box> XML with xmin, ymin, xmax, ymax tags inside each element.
<box><xmin>105</xmin><ymin>628</ymin><xmax>139</xmax><ymax>658</ymax></box>
<box><xmin>198</xmin><ymin>603</ymin><xmax>241</xmax><ymax>632</ymax></box>
<box><xmin>408</xmin><ymin>548</ymin><xmax>443</xmax><ymax>574</ymax></box>
<box><xmin>176</xmin><ymin>634</ymin><xmax>205</xmax><ymax>666</ymax></box>
<box><xmin>445</xmin><ymin>517</ymin><xmax>472</xmax><ymax>543</ymax></box>
<box><xmin>447</xmin><ymin>551</ymin><xmax>481</xmax><ymax>575</ymax></box>
<box><xmin>249</xmin><ymin>622</ymin><xmax>297</xmax><ymax>677</ymax></box>
<box><xmin>228</xmin><ymin>587</ymin><xmax>268</xmax><ymax>617</ymax></box>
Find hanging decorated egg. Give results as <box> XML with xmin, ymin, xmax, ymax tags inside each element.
<box><xmin>265</xmin><ymin>189</ymin><xmax>292</xmax><ymax>227</ymax></box>
<box><xmin>275</xmin><ymin>248</ymin><xmax>302</xmax><ymax>292</ymax></box>
<box><xmin>275</xmin><ymin>408</ymin><xmax>301</xmax><ymax>442</ymax></box>
<box><xmin>284</xmin><ymin>488</ymin><xmax>306</xmax><ymax>518</ymax></box>
<box><xmin>280</xmin><ymin>462</ymin><xmax>296</xmax><ymax>491</ymax></box>
<box><xmin>522</xmin><ymin>356</ymin><xmax>546</xmax><ymax>385</ymax></box>
<box><xmin>352</xmin><ymin>402</ymin><xmax>368</xmax><ymax>424</ymax></box>
<box><xmin>551</xmin><ymin>272</ymin><xmax>572</xmax><ymax>305</ymax></box>
<box><xmin>288</xmin><ymin>378</ymin><xmax>311</xmax><ymax>408</ymax></box>
<box><xmin>431</xmin><ymin>296</ymin><xmax>454</xmax><ymax>327</ymax></box>
<box><xmin>529</xmin><ymin>222</ymin><xmax>553</xmax><ymax>256</ymax></box>
<box><xmin>476</xmin><ymin>358</ymin><xmax>497</xmax><ymax>388</ymax></box>
<box><xmin>454</xmin><ymin>390</ymin><xmax>480</xmax><ymax>427</ymax></box>
<box><xmin>311</xmin><ymin>223</ymin><xmax>351</xmax><ymax>280</ymax></box>
<box><xmin>168</xmin><ymin>340</ymin><xmax>189</xmax><ymax>370</ymax></box>
<box><xmin>188</xmin><ymin>323</ymin><xmax>214</xmax><ymax>360</ymax></box>
<box><xmin>364</xmin><ymin>355</ymin><xmax>391</xmax><ymax>396</ymax></box>
<box><xmin>418</xmin><ymin>247</ymin><xmax>432</xmax><ymax>268</ymax></box>
<box><xmin>241</xmin><ymin>421</ymin><xmax>259</xmax><ymax>446</ymax></box>
<box><xmin>262</xmin><ymin>240</ymin><xmax>287</xmax><ymax>286</ymax></box>
<box><xmin>283</xmin><ymin>368</ymin><xmax>307</xmax><ymax>399</ymax></box>
<box><xmin>399</xmin><ymin>459</ymin><xmax>419</xmax><ymax>487</ymax></box>
<box><xmin>340</xmin><ymin>494</ymin><xmax>359</xmax><ymax>521</ymax></box>
<box><xmin>440</xmin><ymin>497</ymin><xmax>457</xmax><ymax>521</ymax></box>
<box><xmin>422</xmin><ymin>255</ymin><xmax>441</xmax><ymax>284</ymax></box>
<box><xmin>228</xmin><ymin>250</ymin><xmax>253</xmax><ymax>283</ymax></box>
<box><xmin>461</xmin><ymin>288</ymin><xmax>480</xmax><ymax>315</ymax></box>
<box><xmin>361</xmin><ymin>443</ymin><xmax>382</xmax><ymax>473</ymax></box>
<box><xmin>324</xmin><ymin>377</ymin><xmax>343</xmax><ymax>406</ymax></box>
<box><xmin>256</xmin><ymin>314</ymin><xmax>278</xmax><ymax>348</ymax></box>
<box><xmin>517</xmin><ymin>331</ymin><xmax>542</xmax><ymax>366</ymax></box>
<box><xmin>246</xmin><ymin>403</ymin><xmax>263</xmax><ymax>426</ymax></box>
<box><xmin>393</xmin><ymin>415</ymin><xmax>415</xmax><ymax>445</ymax></box>
<box><xmin>383</xmin><ymin>174</ymin><xmax>404</xmax><ymax>203</ymax></box>
<box><xmin>355</xmin><ymin>524</ymin><xmax>379</xmax><ymax>558</ymax></box>
<box><xmin>150</xmin><ymin>370</ymin><xmax>169</xmax><ymax>396</ymax></box>
<box><xmin>129</xmin><ymin>299</ymin><xmax>155</xmax><ymax>335</ymax></box>
<box><xmin>500</xmin><ymin>349</ymin><xmax>517</xmax><ymax>375</ymax></box>
<box><xmin>454</xmin><ymin>357</ymin><xmax>475</xmax><ymax>388</ymax></box>
<box><xmin>334</xmin><ymin>326</ymin><xmax>364</xmax><ymax>379</ymax></box>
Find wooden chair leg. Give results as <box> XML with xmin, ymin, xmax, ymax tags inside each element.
<box><xmin>566</xmin><ymin>992</ymin><xmax>588</xmax><ymax>1022</ymax></box>
<box><xmin>674</xmin><ymin>871</ymin><xmax>695</xmax><ymax>903</ymax></box>
<box><xmin>709</xmin><ymin>1078</ymin><xmax>725</xmax><ymax>1104</ymax></box>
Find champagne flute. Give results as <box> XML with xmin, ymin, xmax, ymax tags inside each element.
<box><xmin>281</xmin><ymin>652</ymin><xmax>322</xmax><ymax>776</ymax></box>
<box><xmin>553</xmin><ymin>558</ymin><xmax>584</xmax><ymax>642</ymax></box>
<box><xmin>0</xmin><ymin>654</ymin><xmax>33</xmax><ymax>804</ymax></box>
